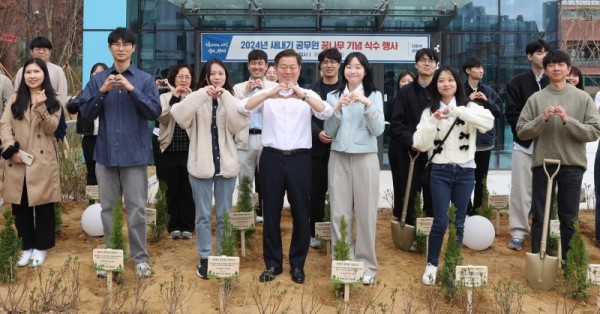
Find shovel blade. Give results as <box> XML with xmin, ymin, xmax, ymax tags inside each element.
<box><xmin>525</xmin><ymin>252</ymin><xmax>559</xmax><ymax>291</ymax></box>
<box><xmin>391</xmin><ymin>220</ymin><xmax>415</xmax><ymax>251</ymax></box>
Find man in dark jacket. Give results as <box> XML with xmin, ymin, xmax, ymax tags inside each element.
<box><xmin>389</xmin><ymin>48</ymin><xmax>439</xmax><ymax>225</ymax></box>
<box><xmin>505</xmin><ymin>39</ymin><xmax>549</xmax><ymax>251</ymax></box>
<box><xmin>462</xmin><ymin>57</ymin><xmax>502</xmax><ymax>215</ymax></box>
<box><xmin>309</xmin><ymin>48</ymin><xmax>343</xmax><ymax>249</ymax></box>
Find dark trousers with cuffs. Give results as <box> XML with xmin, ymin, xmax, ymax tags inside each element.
<box><xmin>13</xmin><ymin>181</ymin><xmax>56</xmax><ymax>250</ymax></box>
<box><xmin>161</xmin><ymin>151</ymin><xmax>195</xmax><ymax>233</ymax></box>
<box><xmin>310</xmin><ymin>153</ymin><xmax>329</xmax><ymax>237</ymax></box>
<box><xmin>260</xmin><ymin>148</ymin><xmax>311</xmax><ymax>270</ymax></box>
<box><xmin>467</xmin><ymin>149</ymin><xmax>491</xmax><ymax>215</ymax></box>
<box><xmin>82</xmin><ymin>135</ymin><xmax>97</xmax><ymax>185</ymax></box>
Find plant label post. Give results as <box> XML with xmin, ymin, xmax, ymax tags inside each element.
<box><xmin>208</xmin><ymin>256</ymin><xmax>240</xmax><ymax>310</ymax></box>
<box><xmin>230</xmin><ymin>212</ymin><xmax>255</xmax><ymax>256</ymax></box>
<box><xmin>550</xmin><ymin>219</ymin><xmax>561</xmax><ymax>269</ymax></box>
<box><xmin>456</xmin><ymin>265</ymin><xmax>488</xmax><ymax>314</ymax></box>
<box><xmin>488</xmin><ymin>194</ymin><xmax>509</xmax><ymax>235</ymax></box>
<box><xmin>587</xmin><ymin>264</ymin><xmax>600</xmax><ymax>311</ymax></box>
<box><xmin>145</xmin><ymin>208</ymin><xmax>157</xmax><ymax>226</ymax></box>
<box><xmin>92</xmin><ymin>248</ymin><xmax>124</xmax><ymax>307</ymax></box>
<box><xmin>315</xmin><ymin>222</ymin><xmax>332</xmax><ymax>256</ymax></box>
<box><xmin>331</xmin><ymin>260</ymin><xmax>364</xmax><ymax>303</ymax></box>
<box><xmin>416</xmin><ymin>218</ymin><xmax>433</xmax><ymax>259</ymax></box>
<box><xmin>86</xmin><ymin>185</ymin><xmax>100</xmax><ymax>203</ymax></box>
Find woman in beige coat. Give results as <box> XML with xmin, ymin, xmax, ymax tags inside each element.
<box><xmin>0</xmin><ymin>58</ymin><xmax>61</xmax><ymax>268</ymax></box>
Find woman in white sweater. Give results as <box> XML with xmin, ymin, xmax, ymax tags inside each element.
<box><xmin>170</xmin><ymin>59</ymin><xmax>249</xmax><ymax>279</ymax></box>
<box><xmin>412</xmin><ymin>66</ymin><xmax>494</xmax><ymax>286</ymax></box>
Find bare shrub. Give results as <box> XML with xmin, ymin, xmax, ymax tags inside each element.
<box><xmin>27</xmin><ymin>256</ymin><xmax>82</xmax><ymax>313</ymax></box>
<box><xmin>130</xmin><ymin>276</ymin><xmax>150</xmax><ymax>314</ymax></box>
<box><xmin>0</xmin><ymin>266</ymin><xmax>32</xmax><ymax>313</ymax></box>
<box><xmin>493</xmin><ymin>280</ymin><xmax>524</xmax><ymax>314</ymax></box>
<box><xmin>159</xmin><ymin>270</ymin><xmax>194</xmax><ymax>314</ymax></box>
<box><xmin>251</xmin><ymin>280</ymin><xmax>294</xmax><ymax>314</ymax></box>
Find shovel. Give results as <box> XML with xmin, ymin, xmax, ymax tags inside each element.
<box><xmin>391</xmin><ymin>152</ymin><xmax>419</xmax><ymax>251</ymax></box>
<box><xmin>526</xmin><ymin>158</ymin><xmax>561</xmax><ymax>291</ymax></box>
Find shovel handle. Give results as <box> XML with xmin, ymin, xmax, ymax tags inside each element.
<box><xmin>400</xmin><ymin>151</ymin><xmax>420</xmax><ymax>225</ymax></box>
<box><xmin>540</xmin><ymin>159</ymin><xmax>561</xmax><ymax>259</ymax></box>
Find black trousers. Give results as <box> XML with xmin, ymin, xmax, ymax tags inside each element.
<box><xmin>12</xmin><ymin>182</ymin><xmax>55</xmax><ymax>250</ymax></box>
<box><xmin>161</xmin><ymin>151</ymin><xmax>195</xmax><ymax>233</ymax></box>
<box><xmin>467</xmin><ymin>149</ymin><xmax>491</xmax><ymax>215</ymax></box>
<box><xmin>260</xmin><ymin>149</ymin><xmax>311</xmax><ymax>269</ymax></box>
<box><xmin>388</xmin><ymin>141</ymin><xmax>433</xmax><ymax>224</ymax></box>
<box><xmin>82</xmin><ymin>135</ymin><xmax>97</xmax><ymax>185</ymax></box>
<box><xmin>530</xmin><ymin>165</ymin><xmax>583</xmax><ymax>259</ymax></box>
<box><xmin>310</xmin><ymin>153</ymin><xmax>329</xmax><ymax>237</ymax></box>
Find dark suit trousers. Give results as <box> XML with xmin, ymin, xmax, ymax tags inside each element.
<box><xmin>82</xmin><ymin>135</ymin><xmax>97</xmax><ymax>185</ymax></box>
<box><xmin>260</xmin><ymin>149</ymin><xmax>311</xmax><ymax>270</ymax></box>
<box><xmin>389</xmin><ymin>141</ymin><xmax>433</xmax><ymax>223</ymax></box>
<box><xmin>310</xmin><ymin>154</ymin><xmax>329</xmax><ymax>237</ymax></box>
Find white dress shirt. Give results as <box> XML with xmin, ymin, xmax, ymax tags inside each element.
<box><xmin>238</xmin><ymin>87</ymin><xmax>332</xmax><ymax>150</ymax></box>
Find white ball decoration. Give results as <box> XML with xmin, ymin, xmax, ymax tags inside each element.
<box><xmin>81</xmin><ymin>203</ymin><xmax>104</xmax><ymax>237</ymax></box>
<box><xmin>463</xmin><ymin>215</ymin><xmax>495</xmax><ymax>251</ymax></box>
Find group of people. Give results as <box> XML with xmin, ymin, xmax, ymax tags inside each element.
<box><xmin>2</xmin><ymin>28</ymin><xmax>600</xmax><ymax>288</ymax></box>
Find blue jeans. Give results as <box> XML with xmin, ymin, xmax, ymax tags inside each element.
<box><xmin>189</xmin><ymin>175</ymin><xmax>236</xmax><ymax>258</ymax></box>
<box><xmin>595</xmin><ymin>146</ymin><xmax>600</xmax><ymax>243</ymax></box>
<box><xmin>427</xmin><ymin>164</ymin><xmax>475</xmax><ymax>266</ymax></box>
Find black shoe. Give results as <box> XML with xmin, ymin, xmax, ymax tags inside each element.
<box><xmin>196</xmin><ymin>258</ymin><xmax>209</xmax><ymax>280</ymax></box>
<box><xmin>259</xmin><ymin>266</ymin><xmax>282</xmax><ymax>282</ymax></box>
<box><xmin>290</xmin><ymin>267</ymin><xmax>305</xmax><ymax>284</ymax></box>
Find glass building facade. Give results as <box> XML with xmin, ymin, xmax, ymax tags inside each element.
<box><xmin>83</xmin><ymin>0</ymin><xmax>560</xmax><ymax>170</ymax></box>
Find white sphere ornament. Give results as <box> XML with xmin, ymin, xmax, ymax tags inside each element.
<box><xmin>81</xmin><ymin>203</ymin><xmax>104</xmax><ymax>237</ymax></box>
<box><xmin>463</xmin><ymin>215</ymin><xmax>495</xmax><ymax>251</ymax></box>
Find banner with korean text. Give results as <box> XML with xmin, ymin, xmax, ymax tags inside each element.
<box><xmin>201</xmin><ymin>33</ymin><xmax>430</xmax><ymax>63</ymax></box>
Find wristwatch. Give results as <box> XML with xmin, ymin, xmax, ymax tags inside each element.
<box><xmin>302</xmin><ymin>92</ymin><xmax>309</xmax><ymax>102</ymax></box>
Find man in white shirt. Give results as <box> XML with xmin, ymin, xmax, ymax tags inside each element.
<box><xmin>233</xmin><ymin>49</ymin><xmax>277</xmax><ymax>223</ymax></box>
<box><xmin>14</xmin><ymin>37</ymin><xmax>68</xmax><ymax>141</ymax></box>
<box><xmin>239</xmin><ymin>49</ymin><xmax>333</xmax><ymax>284</ymax></box>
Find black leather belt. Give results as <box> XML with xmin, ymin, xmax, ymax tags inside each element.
<box><xmin>264</xmin><ymin>146</ymin><xmax>310</xmax><ymax>156</ymax></box>
<box><xmin>249</xmin><ymin>128</ymin><xmax>262</xmax><ymax>134</ymax></box>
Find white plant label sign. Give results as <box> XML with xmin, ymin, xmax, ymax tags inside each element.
<box><xmin>315</xmin><ymin>222</ymin><xmax>331</xmax><ymax>241</ymax></box>
<box><xmin>488</xmin><ymin>194</ymin><xmax>509</xmax><ymax>209</ymax></box>
<box><xmin>456</xmin><ymin>265</ymin><xmax>488</xmax><ymax>288</ymax></box>
<box><xmin>230</xmin><ymin>212</ymin><xmax>255</xmax><ymax>230</ymax></box>
<box><xmin>208</xmin><ymin>256</ymin><xmax>240</xmax><ymax>279</ymax></box>
<box><xmin>588</xmin><ymin>264</ymin><xmax>600</xmax><ymax>285</ymax></box>
<box><xmin>416</xmin><ymin>217</ymin><xmax>434</xmax><ymax>235</ymax></box>
<box><xmin>92</xmin><ymin>249</ymin><xmax>124</xmax><ymax>273</ymax></box>
<box><xmin>146</xmin><ymin>208</ymin><xmax>157</xmax><ymax>226</ymax></box>
<box><xmin>331</xmin><ymin>261</ymin><xmax>364</xmax><ymax>284</ymax></box>
<box><xmin>86</xmin><ymin>185</ymin><xmax>100</xmax><ymax>201</ymax></box>
<box><xmin>550</xmin><ymin>220</ymin><xmax>560</xmax><ymax>237</ymax></box>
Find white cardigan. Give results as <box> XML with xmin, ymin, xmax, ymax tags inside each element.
<box><xmin>412</xmin><ymin>101</ymin><xmax>494</xmax><ymax>165</ymax></box>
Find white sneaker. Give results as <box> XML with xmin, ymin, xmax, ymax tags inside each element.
<box><xmin>256</xmin><ymin>215</ymin><xmax>264</xmax><ymax>223</ymax></box>
<box><xmin>30</xmin><ymin>249</ymin><xmax>47</xmax><ymax>267</ymax></box>
<box><xmin>135</xmin><ymin>262</ymin><xmax>152</xmax><ymax>279</ymax></box>
<box><xmin>363</xmin><ymin>275</ymin><xmax>375</xmax><ymax>285</ymax></box>
<box><xmin>17</xmin><ymin>249</ymin><xmax>33</xmax><ymax>267</ymax></box>
<box><xmin>422</xmin><ymin>263</ymin><xmax>437</xmax><ymax>286</ymax></box>
<box><xmin>309</xmin><ymin>237</ymin><xmax>322</xmax><ymax>249</ymax></box>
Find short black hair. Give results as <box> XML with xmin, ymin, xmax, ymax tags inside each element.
<box><xmin>526</xmin><ymin>39</ymin><xmax>549</xmax><ymax>55</ymax></box>
<box><xmin>107</xmin><ymin>27</ymin><xmax>137</xmax><ymax>45</ymax></box>
<box><xmin>29</xmin><ymin>37</ymin><xmax>52</xmax><ymax>50</ymax></box>
<box><xmin>318</xmin><ymin>48</ymin><xmax>342</xmax><ymax>65</ymax></box>
<box><xmin>543</xmin><ymin>50</ymin><xmax>571</xmax><ymax>68</ymax></box>
<box><xmin>247</xmin><ymin>49</ymin><xmax>268</xmax><ymax>63</ymax></box>
<box><xmin>462</xmin><ymin>57</ymin><xmax>483</xmax><ymax>74</ymax></box>
<box><xmin>414</xmin><ymin>48</ymin><xmax>439</xmax><ymax>63</ymax></box>
<box><xmin>274</xmin><ymin>49</ymin><xmax>302</xmax><ymax>66</ymax></box>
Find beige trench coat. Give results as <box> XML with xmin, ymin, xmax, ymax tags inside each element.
<box><xmin>0</xmin><ymin>94</ymin><xmax>61</xmax><ymax>206</ymax></box>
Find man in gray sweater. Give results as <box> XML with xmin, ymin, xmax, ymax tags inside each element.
<box><xmin>517</xmin><ymin>50</ymin><xmax>600</xmax><ymax>259</ymax></box>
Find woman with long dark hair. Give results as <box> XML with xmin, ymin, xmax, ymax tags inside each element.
<box><xmin>412</xmin><ymin>66</ymin><xmax>493</xmax><ymax>286</ymax></box>
<box><xmin>157</xmin><ymin>64</ymin><xmax>196</xmax><ymax>240</ymax></box>
<box><xmin>567</xmin><ymin>66</ymin><xmax>584</xmax><ymax>90</ymax></box>
<box><xmin>324</xmin><ymin>52</ymin><xmax>385</xmax><ymax>285</ymax></box>
<box><xmin>0</xmin><ymin>58</ymin><xmax>62</xmax><ymax>267</ymax></box>
<box><xmin>170</xmin><ymin>59</ymin><xmax>248</xmax><ymax>279</ymax></box>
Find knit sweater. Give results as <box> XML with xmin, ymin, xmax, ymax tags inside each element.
<box><xmin>412</xmin><ymin>101</ymin><xmax>494</xmax><ymax>165</ymax></box>
<box><xmin>170</xmin><ymin>87</ymin><xmax>249</xmax><ymax>179</ymax></box>
<box><xmin>516</xmin><ymin>84</ymin><xmax>600</xmax><ymax>169</ymax></box>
